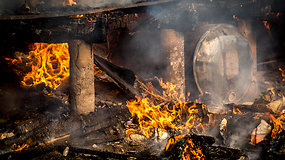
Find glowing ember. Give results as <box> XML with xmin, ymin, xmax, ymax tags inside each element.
<box><xmin>263</xmin><ymin>21</ymin><xmax>270</xmax><ymax>32</ymax></box>
<box><xmin>11</xmin><ymin>143</ymin><xmax>29</xmax><ymax>152</ymax></box>
<box><xmin>94</xmin><ymin>64</ymin><xmax>103</xmax><ymax>76</ymax></box>
<box><xmin>126</xmin><ymin>78</ymin><xmax>208</xmax><ymax>139</ymax></box>
<box><xmin>63</xmin><ymin>0</ymin><xmax>77</xmax><ymax>6</ymax></box>
<box><xmin>6</xmin><ymin>43</ymin><xmax>70</xmax><ymax>91</ymax></box>
<box><xmin>71</xmin><ymin>14</ymin><xmax>84</xmax><ymax>18</ymax></box>
<box><xmin>233</xmin><ymin>15</ymin><xmax>239</xmax><ymax>21</ymax></box>
<box><xmin>233</xmin><ymin>107</ymin><xmax>242</xmax><ymax>114</ymax></box>
<box><xmin>279</xmin><ymin>67</ymin><xmax>285</xmax><ymax>81</ymax></box>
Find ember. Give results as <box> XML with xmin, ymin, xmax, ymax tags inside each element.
<box><xmin>279</xmin><ymin>67</ymin><xmax>285</xmax><ymax>81</ymax></box>
<box><xmin>63</xmin><ymin>0</ymin><xmax>77</xmax><ymax>6</ymax></box>
<box><xmin>263</xmin><ymin>20</ymin><xmax>270</xmax><ymax>32</ymax></box>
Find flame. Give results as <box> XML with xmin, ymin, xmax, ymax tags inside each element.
<box><xmin>63</xmin><ymin>0</ymin><xmax>77</xmax><ymax>6</ymax></box>
<box><xmin>181</xmin><ymin>137</ymin><xmax>205</xmax><ymax>160</ymax></box>
<box><xmin>69</xmin><ymin>14</ymin><xmax>84</xmax><ymax>18</ymax></box>
<box><xmin>5</xmin><ymin>57</ymin><xmax>22</xmax><ymax>65</ymax></box>
<box><xmin>263</xmin><ymin>21</ymin><xmax>270</xmax><ymax>32</ymax></box>
<box><xmin>279</xmin><ymin>67</ymin><xmax>285</xmax><ymax>81</ymax></box>
<box><xmin>165</xmin><ymin>135</ymin><xmax>184</xmax><ymax>151</ymax></box>
<box><xmin>11</xmin><ymin>143</ymin><xmax>29</xmax><ymax>152</ymax></box>
<box><xmin>270</xmin><ymin>114</ymin><xmax>284</xmax><ymax>140</ymax></box>
<box><xmin>233</xmin><ymin>15</ymin><xmax>239</xmax><ymax>21</ymax></box>
<box><xmin>6</xmin><ymin>43</ymin><xmax>70</xmax><ymax>91</ymax></box>
<box><xmin>126</xmin><ymin>79</ymin><xmax>208</xmax><ymax>139</ymax></box>
<box><xmin>233</xmin><ymin>107</ymin><xmax>242</xmax><ymax>114</ymax></box>
<box><xmin>165</xmin><ymin>136</ymin><xmax>205</xmax><ymax>160</ymax></box>
<box><xmin>94</xmin><ymin>64</ymin><xmax>103</xmax><ymax>75</ymax></box>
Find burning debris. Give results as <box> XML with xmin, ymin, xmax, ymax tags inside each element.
<box><xmin>2</xmin><ymin>42</ymin><xmax>285</xmax><ymax>159</ymax></box>
<box><xmin>0</xmin><ymin>0</ymin><xmax>285</xmax><ymax>160</ymax></box>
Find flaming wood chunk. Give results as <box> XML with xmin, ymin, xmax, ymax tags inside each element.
<box><xmin>165</xmin><ymin>134</ymin><xmax>246</xmax><ymax>160</ymax></box>
<box><xmin>69</xmin><ymin>40</ymin><xmax>95</xmax><ymax>115</ymax></box>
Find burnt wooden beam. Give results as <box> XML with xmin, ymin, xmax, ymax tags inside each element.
<box><xmin>93</xmin><ymin>54</ymin><xmax>140</xmax><ymax>98</ymax></box>
<box><xmin>69</xmin><ymin>40</ymin><xmax>95</xmax><ymax>115</ymax></box>
<box><xmin>0</xmin><ymin>0</ymin><xmax>177</xmax><ymax>20</ymax></box>
<box><xmin>0</xmin><ymin>17</ymin><xmax>106</xmax><ymax>45</ymax></box>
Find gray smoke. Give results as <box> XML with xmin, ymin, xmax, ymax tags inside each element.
<box><xmin>79</xmin><ymin>0</ymin><xmax>133</xmax><ymax>8</ymax></box>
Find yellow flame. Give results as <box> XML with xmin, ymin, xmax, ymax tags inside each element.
<box><xmin>182</xmin><ymin>138</ymin><xmax>205</xmax><ymax>160</ymax></box>
<box><xmin>126</xmin><ymin>79</ymin><xmax>207</xmax><ymax>139</ymax></box>
<box><xmin>63</xmin><ymin>0</ymin><xmax>77</xmax><ymax>6</ymax></box>
<box><xmin>165</xmin><ymin>135</ymin><xmax>184</xmax><ymax>151</ymax></box>
<box><xmin>233</xmin><ymin>107</ymin><xmax>242</xmax><ymax>114</ymax></box>
<box><xmin>270</xmin><ymin>114</ymin><xmax>284</xmax><ymax>140</ymax></box>
<box><xmin>6</xmin><ymin>43</ymin><xmax>70</xmax><ymax>91</ymax></box>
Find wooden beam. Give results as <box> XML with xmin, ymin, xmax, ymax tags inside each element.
<box><xmin>69</xmin><ymin>40</ymin><xmax>95</xmax><ymax>115</ymax></box>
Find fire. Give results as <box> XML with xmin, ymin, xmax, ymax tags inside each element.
<box><xmin>181</xmin><ymin>138</ymin><xmax>204</xmax><ymax>160</ymax></box>
<box><xmin>165</xmin><ymin>136</ymin><xmax>205</xmax><ymax>160</ymax></box>
<box><xmin>126</xmin><ymin>78</ymin><xmax>207</xmax><ymax>139</ymax></box>
<box><xmin>11</xmin><ymin>143</ymin><xmax>29</xmax><ymax>152</ymax></box>
<box><xmin>165</xmin><ymin>135</ymin><xmax>184</xmax><ymax>151</ymax></box>
<box><xmin>233</xmin><ymin>107</ymin><xmax>242</xmax><ymax>114</ymax></box>
<box><xmin>233</xmin><ymin>15</ymin><xmax>239</xmax><ymax>21</ymax></box>
<box><xmin>69</xmin><ymin>15</ymin><xmax>84</xmax><ymax>18</ymax></box>
<box><xmin>270</xmin><ymin>114</ymin><xmax>284</xmax><ymax>140</ymax></box>
<box><xmin>6</xmin><ymin>43</ymin><xmax>104</xmax><ymax>93</ymax></box>
<box><xmin>263</xmin><ymin>21</ymin><xmax>270</xmax><ymax>32</ymax></box>
<box><xmin>6</xmin><ymin>43</ymin><xmax>70</xmax><ymax>91</ymax></box>
<box><xmin>94</xmin><ymin>64</ymin><xmax>103</xmax><ymax>75</ymax></box>
<box><xmin>63</xmin><ymin>0</ymin><xmax>77</xmax><ymax>6</ymax></box>
<box><xmin>279</xmin><ymin>67</ymin><xmax>285</xmax><ymax>81</ymax></box>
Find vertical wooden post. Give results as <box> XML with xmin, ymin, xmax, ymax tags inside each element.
<box><xmin>69</xmin><ymin>40</ymin><xmax>95</xmax><ymax>115</ymax></box>
<box><xmin>161</xmin><ymin>29</ymin><xmax>185</xmax><ymax>101</ymax></box>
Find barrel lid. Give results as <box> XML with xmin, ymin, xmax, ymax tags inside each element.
<box><xmin>193</xmin><ymin>24</ymin><xmax>253</xmax><ymax>104</ymax></box>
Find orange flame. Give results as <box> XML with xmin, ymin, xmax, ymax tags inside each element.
<box><xmin>6</xmin><ymin>43</ymin><xmax>70</xmax><ymax>91</ymax></box>
<box><xmin>233</xmin><ymin>15</ymin><xmax>239</xmax><ymax>21</ymax></box>
<box><xmin>165</xmin><ymin>135</ymin><xmax>184</xmax><ymax>151</ymax></box>
<box><xmin>11</xmin><ymin>143</ymin><xmax>29</xmax><ymax>152</ymax></box>
<box><xmin>182</xmin><ymin>138</ymin><xmax>205</xmax><ymax>160</ymax></box>
<box><xmin>63</xmin><ymin>0</ymin><xmax>77</xmax><ymax>6</ymax></box>
<box><xmin>233</xmin><ymin>107</ymin><xmax>242</xmax><ymax>114</ymax></box>
<box><xmin>126</xmin><ymin>79</ymin><xmax>208</xmax><ymax>139</ymax></box>
<box><xmin>279</xmin><ymin>67</ymin><xmax>285</xmax><ymax>81</ymax></box>
<box><xmin>270</xmin><ymin>114</ymin><xmax>284</xmax><ymax>140</ymax></box>
<box><xmin>263</xmin><ymin>21</ymin><xmax>270</xmax><ymax>32</ymax></box>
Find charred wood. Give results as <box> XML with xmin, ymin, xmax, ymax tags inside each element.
<box><xmin>94</xmin><ymin>54</ymin><xmax>141</xmax><ymax>98</ymax></box>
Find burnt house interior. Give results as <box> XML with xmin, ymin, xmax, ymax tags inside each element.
<box><xmin>0</xmin><ymin>0</ymin><xmax>285</xmax><ymax>159</ymax></box>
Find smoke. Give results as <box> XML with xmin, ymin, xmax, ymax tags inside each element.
<box><xmin>79</xmin><ymin>0</ymin><xmax>133</xmax><ymax>8</ymax></box>
<box><xmin>0</xmin><ymin>0</ymin><xmax>24</xmax><ymax>15</ymax></box>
